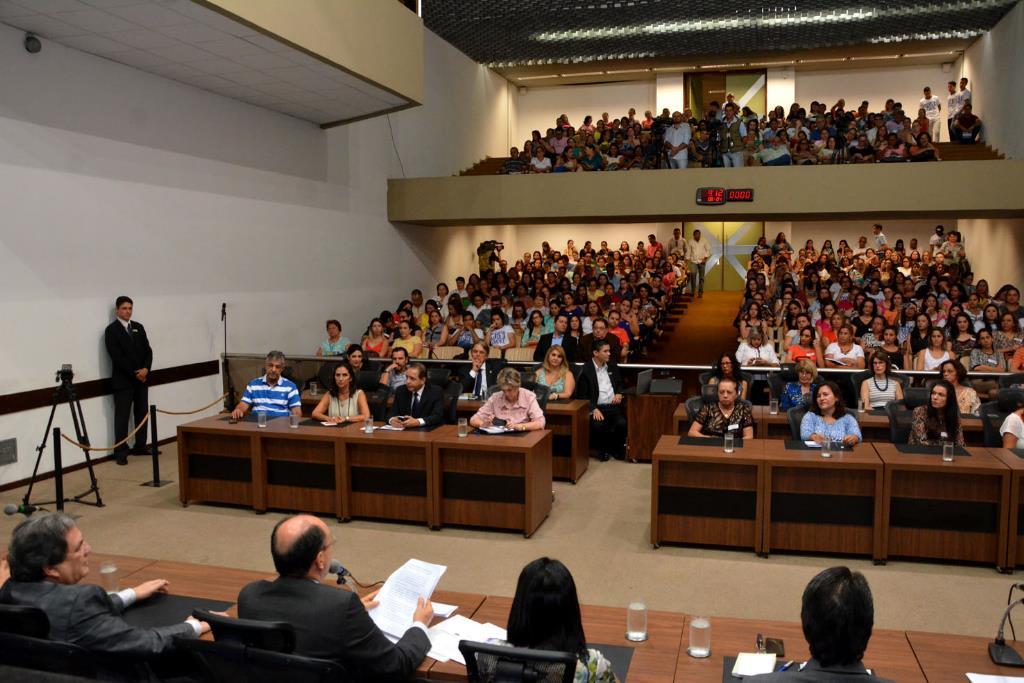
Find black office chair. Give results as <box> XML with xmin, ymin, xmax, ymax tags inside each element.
<box><xmin>683</xmin><ymin>395</ymin><xmax>704</xmax><ymax>426</ymax></box>
<box><xmin>768</xmin><ymin>365</ymin><xmax>798</xmax><ymax>401</ymax></box>
<box><xmin>0</xmin><ymin>607</ymin><xmax>97</xmax><ymax>679</ymax></box>
<box><xmin>316</xmin><ymin>362</ymin><xmax>339</xmax><ymax>392</ymax></box>
<box><xmin>700</xmin><ymin>383</ymin><xmax>718</xmax><ymax>404</ymax></box>
<box><xmin>459</xmin><ymin>640</ymin><xmax>576</xmax><ymax>683</ymax></box>
<box><xmin>978</xmin><ymin>401</ymin><xmax>1006</xmax><ymax>448</ymax></box>
<box><xmin>0</xmin><ymin>604</ymin><xmax>48</xmax><ymax>638</ymax></box>
<box><xmin>356</xmin><ymin>369</ymin><xmax>389</xmax><ymax>422</ymax></box>
<box><xmin>193</xmin><ymin>609</ymin><xmax>295</xmax><ymax>653</ymax></box>
<box><xmin>884</xmin><ymin>399</ymin><xmax>915</xmax><ymax>443</ymax></box>
<box><xmin>999</xmin><ymin>372</ymin><xmax>1024</xmax><ymax>389</ymax></box>
<box><xmin>177</xmin><ymin>638</ymin><xmax>342</xmax><ymax>683</ymax></box>
<box><xmin>699</xmin><ymin>372</ymin><xmax>754</xmax><ymax>399</ymax></box>
<box><xmin>443</xmin><ymin>381</ymin><xmax>462</xmax><ymax>424</ymax></box>
<box><xmin>427</xmin><ymin>367</ymin><xmax>452</xmax><ymax>388</ymax></box>
<box><xmin>904</xmin><ymin>386</ymin><xmax>930</xmax><ymax>409</ymax></box>
<box><xmin>787</xmin><ymin>405</ymin><xmax>807</xmax><ymax>441</ymax></box>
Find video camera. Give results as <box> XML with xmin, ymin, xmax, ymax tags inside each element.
<box><xmin>477</xmin><ymin>240</ymin><xmax>504</xmax><ymax>255</ymax></box>
<box><xmin>55</xmin><ymin>364</ymin><xmax>73</xmax><ymax>383</ymax></box>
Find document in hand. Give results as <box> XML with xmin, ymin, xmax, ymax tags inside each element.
<box><xmin>479</xmin><ymin>425</ymin><xmax>513</xmax><ymax>434</ymax></box>
<box><xmin>368</xmin><ymin>559</ymin><xmax>446</xmax><ymax>639</ymax></box>
<box><xmin>426</xmin><ymin>615</ymin><xmax>508</xmax><ymax>664</ymax></box>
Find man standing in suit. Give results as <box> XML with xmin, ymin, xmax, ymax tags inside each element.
<box><xmin>3</xmin><ymin>514</ymin><xmax>207</xmax><ymax>664</ymax></box>
<box><xmin>533</xmin><ymin>313</ymin><xmax>579</xmax><ymax>363</ymax></box>
<box><xmin>458</xmin><ymin>342</ymin><xmax>505</xmax><ymax>398</ymax></box>
<box><xmin>387</xmin><ymin>363</ymin><xmax>444</xmax><ymax>428</ymax></box>
<box><xmin>238</xmin><ymin>515</ymin><xmax>432</xmax><ymax>681</ymax></box>
<box><xmin>103</xmin><ymin>296</ymin><xmax>152</xmax><ymax>465</ymax></box>
<box><xmin>574</xmin><ymin>339</ymin><xmax>627</xmax><ymax>461</ymax></box>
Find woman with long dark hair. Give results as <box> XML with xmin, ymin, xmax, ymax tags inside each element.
<box><xmin>800</xmin><ymin>381</ymin><xmax>862</xmax><ymax>446</ymax></box>
<box><xmin>311</xmin><ymin>361</ymin><xmax>370</xmax><ymax>424</ymax></box>
<box><xmin>909</xmin><ymin>379</ymin><xmax>964</xmax><ymax>446</ymax></box>
<box><xmin>708</xmin><ymin>351</ymin><xmax>749</xmax><ymax>399</ymax></box>
<box><xmin>505</xmin><ymin>558</ymin><xmax>617</xmax><ymax>682</ymax></box>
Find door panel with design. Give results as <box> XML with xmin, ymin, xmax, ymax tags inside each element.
<box><xmin>684</xmin><ymin>222</ymin><xmax>764</xmax><ymax>291</ymax></box>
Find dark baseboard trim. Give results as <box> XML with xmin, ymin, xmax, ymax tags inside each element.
<box><xmin>0</xmin><ymin>436</ymin><xmax>177</xmax><ymax>493</ymax></box>
<box><xmin>0</xmin><ymin>361</ymin><xmax>219</xmax><ymax>417</ymax></box>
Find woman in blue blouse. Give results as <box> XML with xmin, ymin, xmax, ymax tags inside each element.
<box><xmin>779</xmin><ymin>359</ymin><xmax>818</xmax><ymax>410</ymax></box>
<box><xmin>800</xmin><ymin>380</ymin><xmax>862</xmax><ymax>446</ymax></box>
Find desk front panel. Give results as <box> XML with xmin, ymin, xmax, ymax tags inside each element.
<box><xmin>344</xmin><ymin>432</ymin><xmax>434</xmax><ymax>526</ymax></box>
<box><xmin>178</xmin><ymin>423</ymin><xmax>256</xmax><ymax>507</ymax></box>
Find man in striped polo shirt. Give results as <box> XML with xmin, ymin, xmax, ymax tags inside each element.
<box><xmin>230</xmin><ymin>350</ymin><xmax>301</xmax><ymax>420</ymax></box>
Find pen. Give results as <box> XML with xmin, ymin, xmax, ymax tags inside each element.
<box><xmin>779</xmin><ymin>660</ymin><xmax>795</xmax><ymax>671</ymax></box>
<box><xmin>798</xmin><ymin>661</ymin><xmax>808</xmax><ymax>671</ymax></box>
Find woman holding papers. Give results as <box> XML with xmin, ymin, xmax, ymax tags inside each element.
<box><xmin>800</xmin><ymin>382</ymin><xmax>862</xmax><ymax>446</ymax></box>
<box><xmin>311</xmin><ymin>361</ymin><xmax>370</xmax><ymax>424</ymax></box>
<box><xmin>823</xmin><ymin>324</ymin><xmax>865</xmax><ymax>369</ymax></box>
<box><xmin>502</xmin><ymin>558</ymin><xmax>617</xmax><ymax>682</ymax></box>
<box><xmin>469</xmin><ymin>368</ymin><xmax>545</xmax><ymax>432</ymax></box>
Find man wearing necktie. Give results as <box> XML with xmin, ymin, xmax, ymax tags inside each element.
<box><xmin>387</xmin><ymin>364</ymin><xmax>444</xmax><ymax>429</ymax></box>
<box><xmin>103</xmin><ymin>296</ymin><xmax>153</xmax><ymax>466</ymax></box>
<box><xmin>458</xmin><ymin>342</ymin><xmax>506</xmax><ymax>398</ymax></box>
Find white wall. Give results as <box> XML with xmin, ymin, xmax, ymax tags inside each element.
<box><xmin>794</xmin><ymin>63</ymin><xmax>957</xmax><ymax>118</ymax></box>
<box><xmin>0</xmin><ymin>26</ymin><xmax>505</xmax><ymax>485</ymax></box>
<box><xmin>513</xmin><ymin>80</ymin><xmax>655</xmax><ymax>147</ymax></box>
<box><xmin>962</xmin><ymin>1</ymin><xmax>1024</xmax><ymax>158</ymax></box>
<box><xmin>766</xmin><ymin>67</ymin><xmax>796</xmax><ymax>113</ymax></box>
<box><xmin>958</xmin><ymin>218</ymin><xmax>1024</xmax><ymax>289</ymax></box>
<box><xmin>655</xmin><ymin>74</ymin><xmax>686</xmax><ymax>114</ymax></box>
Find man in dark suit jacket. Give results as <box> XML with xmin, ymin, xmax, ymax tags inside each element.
<box><xmin>457</xmin><ymin>342</ymin><xmax>506</xmax><ymax>397</ymax></box>
<box><xmin>2</xmin><ymin>514</ymin><xmax>206</xmax><ymax>665</ymax></box>
<box><xmin>533</xmin><ymin>313</ymin><xmax>579</xmax><ymax>363</ymax></box>
<box><xmin>103</xmin><ymin>296</ymin><xmax>153</xmax><ymax>465</ymax></box>
<box><xmin>578</xmin><ymin>318</ymin><xmax>622</xmax><ymax>365</ymax></box>
<box><xmin>575</xmin><ymin>338</ymin><xmax>627</xmax><ymax>461</ymax></box>
<box><xmin>387</xmin><ymin>362</ymin><xmax>445</xmax><ymax>428</ymax></box>
<box><xmin>238</xmin><ymin>515</ymin><xmax>432</xmax><ymax>681</ymax></box>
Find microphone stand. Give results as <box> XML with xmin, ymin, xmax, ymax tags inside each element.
<box><xmin>221</xmin><ymin>303</ymin><xmax>237</xmax><ymax>411</ymax></box>
<box><xmin>990</xmin><ymin>596</ymin><xmax>1024</xmax><ymax>666</ymax></box>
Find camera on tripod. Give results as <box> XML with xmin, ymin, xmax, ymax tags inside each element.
<box><xmin>55</xmin><ymin>364</ymin><xmax>73</xmax><ymax>383</ymax></box>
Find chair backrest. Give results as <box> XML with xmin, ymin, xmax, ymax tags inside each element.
<box><xmin>787</xmin><ymin>405</ymin><xmax>807</xmax><ymax>441</ymax></box>
<box><xmin>904</xmin><ymin>387</ymin><xmax>930</xmax><ymax>409</ymax></box>
<box><xmin>443</xmin><ymin>381</ymin><xmax>462</xmax><ymax>425</ymax></box>
<box><xmin>849</xmin><ymin>370</ymin><xmax>872</xmax><ymax>397</ymax></box>
<box><xmin>884</xmin><ymin>400</ymin><xmax>914</xmax><ymax>443</ymax></box>
<box><xmin>0</xmin><ymin>604</ymin><xmax>49</xmax><ymax>638</ymax></box>
<box><xmin>431</xmin><ymin>346</ymin><xmax>463</xmax><ymax>361</ymax></box>
<box><xmin>0</xmin><ymin>632</ymin><xmax>97</xmax><ymax>679</ymax></box>
<box><xmin>459</xmin><ymin>640</ymin><xmax>577</xmax><ymax>683</ymax></box>
<box><xmin>521</xmin><ymin>382</ymin><xmax>550</xmax><ymax>411</ymax></box>
<box><xmin>1000</xmin><ymin>372</ymin><xmax>1024</xmax><ymax>389</ymax></box>
<box><xmin>978</xmin><ymin>401</ymin><xmax>1007</xmax><ymax>448</ymax></box>
<box><xmin>684</xmin><ymin>396</ymin><xmax>704</xmax><ymax>423</ymax></box>
<box><xmin>356</xmin><ymin>369</ymin><xmax>382</xmax><ymax>393</ymax></box>
<box><xmin>316</xmin><ymin>362</ymin><xmax>340</xmax><ymax>392</ymax></box>
<box><xmin>195</xmin><ymin>609</ymin><xmax>295</xmax><ymax>653</ymax></box>
<box><xmin>488</xmin><ymin>346</ymin><xmax>503</xmax><ymax>359</ymax></box>
<box><xmin>997</xmin><ymin>388</ymin><xmax>1024</xmax><ymax>413</ymax></box>
<box><xmin>177</xmin><ymin>638</ymin><xmax>342</xmax><ymax>683</ymax></box>
<box><xmin>504</xmin><ymin>347</ymin><xmax>535</xmax><ymax>363</ymax></box>
<box><xmin>427</xmin><ymin>367</ymin><xmax>452</xmax><ymax>388</ymax></box>
<box><xmin>698</xmin><ymin>371</ymin><xmax>712</xmax><ymax>386</ymax></box>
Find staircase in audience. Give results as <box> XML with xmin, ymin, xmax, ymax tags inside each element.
<box><xmin>646</xmin><ymin>291</ymin><xmax>744</xmax><ymax>366</ymax></box>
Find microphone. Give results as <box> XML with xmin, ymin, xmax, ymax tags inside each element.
<box><xmin>990</xmin><ymin>596</ymin><xmax>1024</xmax><ymax>666</ymax></box>
<box><xmin>4</xmin><ymin>503</ymin><xmax>39</xmax><ymax>516</ymax></box>
<box><xmin>328</xmin><ymin>559</ymin><xmax>350</xmax><ymax>586</ymax></box>
<box><xmin>220</xmin><ymin>303</ymin><xmax>226</xmax><ymax>321</ymax></box>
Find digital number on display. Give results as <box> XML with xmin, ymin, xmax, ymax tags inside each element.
<box><xmin>695</xmin><ymin>187</ymin><xmax>755</xmax><ymax>205</ymax></box>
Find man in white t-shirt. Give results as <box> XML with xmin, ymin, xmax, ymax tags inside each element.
<box><xmin>663</xmin><ymin>112</ymin><xmax>692</xmax><ymax>168</ymax></box>
<box><xmin>929</xmin><ymin>225</ymin><xmax>945</xmax><ymax>254</ymax></box>
<box><xmin>959</xmin><ymin>77</ymin><xmax>972</xmax><ymax>110</ymax></box>
<box><xmin>919</xmin><ymin>86</ymin><xmax>942</xmax><ymax>141</ymax></box>
<box><xmin>529</xmin><ymin>147</ymin><xmax>552</xmax><ymax>173</ymax></box>
<box><xmin>686</xmin><ymin>229</ymin><xmax>712</xmax><ymax>297</ymax></box>
<box><xmin>946</xmin><ymin>81</ymin><xmax>961</xmax><ymax>142</ymax></box>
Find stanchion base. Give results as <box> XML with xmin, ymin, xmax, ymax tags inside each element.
<box><xmin>140</xmin><ymin>480</ymin><xmax>172</xmax><ymax>488</ymax></box>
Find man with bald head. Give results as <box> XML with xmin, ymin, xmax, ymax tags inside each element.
<box><xmin>238</xmin><ymin>515</ymin><xmax>432</xmax><ymax>681</ymax></box>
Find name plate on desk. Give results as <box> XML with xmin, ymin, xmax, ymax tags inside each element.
<box><xmin>678</xmin><ymin>436</ymin><xmax>744</xmax><ymax>448</ymax></box>
<box><xmin>894</xmin><ymin>444</ymin><xmax>971</xmax><ymax>457</ymax></box>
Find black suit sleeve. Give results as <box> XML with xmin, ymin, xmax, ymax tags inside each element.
<box><xmin>337</xmin><ymin>591</ymin><xmax>430</xmax><ymax>680</ymax></box>
<box><xmin>66</xmin><ymin>585</ymin><xmax>195</xmax><ymax>657</ymax></box>
<box><xmin>532</xmin><ymin>335</ymin><xmax>550</xmax><ymax>362</ymax></box>
<box><xmin>421</xmin><ymin>387</ymin><xmax>445</xmax><ymax>428</ymax></box>
<box><xmin>137</xmin><ymin>324</ymin><xmax>153</xmax><ymax>371</ymax></box>
<box><xmin>575</xmin><ymin>367</ymin><xmax>597</xmax><ymax>409</ymax></box>
<box><xmin>387</xmin><ymin>389</ymin><xmax>408</xmax><ymax>420</ymax></box>
<box><xmin>104</xmin><ymin>324</ymin><xmax>137</xmax><ymax>377</ymax></box>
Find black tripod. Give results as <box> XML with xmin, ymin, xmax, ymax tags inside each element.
<box><xmin>24</xmin><ymin>369</ymin><xmax>104</xmax><ymax>513</ymax></box>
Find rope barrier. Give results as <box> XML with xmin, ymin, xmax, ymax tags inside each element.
<box><xmin>57</xmin><ymin>392</ymin><xmax>229</xmax><ymax>451</ymax></box>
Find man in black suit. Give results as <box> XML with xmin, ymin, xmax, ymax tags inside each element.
<box><xmin>103</xmin><ymin>296</ymin><xmax>152</xmax><ymax>465</ymax></box>
<box><xmin>575</xmin><ymin>339</ymin><xmax>627</xmax><ymax>461</ymax></box>
<box><xmin>238</xmin><ymin>515</ymin><xmax>432</xmax><ymax>681</ymax></box>
<box><xmin>457</xmin><ymin>342</ymin><xmax>506</xmax><ymax>398</ymax></box>
<box><xmin>3</xmin><ymin>514</ymin><xmax>207</xmax><ymax>664</ymax></box>
<box><xmin>533</xmin><ymin>313</ymin><xmax>579</xmax><ymax>363</ymax></box>
<box><xmin>578</xmin><ymin>317</ymin><xmax>622</xmax><ymax>365</ymax></box>
<box><xmin>387</xmin><ymin>362</ymin><xmax>444</xmax><ymax>428</ymax></box>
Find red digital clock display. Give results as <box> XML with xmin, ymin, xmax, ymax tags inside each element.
<box><xmin>696</xmin><ymin>187</ymin><xmax>754</xmax><ymax>205</ymax></box>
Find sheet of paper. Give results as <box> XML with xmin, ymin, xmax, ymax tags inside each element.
<box><xmin>320</xmin><ymin>421</ymin><xmax>339</xmax><ymax>427</ymax></box>
<box><xmin>368</xmin><ymin>559</ymin><xmax>446</xmax><ymax>638</ymax></box>
<box><xmin>967</xmin><ymin>675</ymin><xmax>1024</xmax><ymax>683</ymax></box>
<box><xmin>426</xmin><ymin>615</ymin><xmax>508</xmax><ymax>665</ymax></box>
<box><xmin>480</xmin><ymin>425</ymin><xmax>512</xmax><ymax>434</ymax></box>
<box><xmin>379</xmin><ymin>424</ymin><xmax>404</xmax><ymax>431</ymax></box>
<box><xmin>804</xmin><ymin>440</ymin><xmax>822</xmax><ymax>448</ymax></box>
<box><xmin>731</xmin><ymin>652</ymin><xmax>777</xmax><ymax>677</ymax></box>
<box><xmin>433</xmin><ymin>602</ymin><xmax>458</xmax><ymax>618</ymax></box>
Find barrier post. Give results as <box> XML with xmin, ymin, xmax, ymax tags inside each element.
<box><xmin>53</xmin><ymin>428</ymin><xmax>65</xmax><ymax>512</ymax></box>
<box><xmin>141</xmin><ymin>405</ymin><xmax>171</xmax><ymax>488</ymax></box>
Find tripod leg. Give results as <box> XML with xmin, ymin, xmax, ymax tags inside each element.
<box><xmin>63</xmin><ymin>382</ymin><xmax>104</xmax><ymax>508</ymax></box>
<box><xmin>24</xmin><ymin>392</ymin><xmax>63</xmax><ymax>510</ymax></box>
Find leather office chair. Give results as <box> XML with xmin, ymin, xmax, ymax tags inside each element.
<box><xmin>356</xmin><ymin>369</ymin><xmax>389</xmax><ymax>422</ymax></box>
<box><xmin>193</xmin><ymin>609</ymin><xmax>295</xmax><ymax>653</ymax></box>
<box><xmin>999</xmin><ymin>372</ymin><xmax>1024</xmax><ymax>389</ymax></box>
<box><xmin>787</xmin><ymin>405</ymin><xmax>807</xmax><ymax>441</ymax></box>
<box><xmin>315</xmin><ymin>362</ymin><xmax>339</xmax><ymax>392</ymax></box>
<box><xmin>177</xmin><ymin>638</ymin><xmax>342</xmax><ymax>683</ymax></box>
<box><xmin>427</xmin><ymin>367</ymin><xmax>452</xmax><ymax>388</ymax></box>
<box><xmin>460</xmin><ymin>640</ymin><xmax>576</xmax><ymax>683</ymax></box>
<box><xmin>0</xmin><ymin>606</ymin><xmax>97</xmax><ymax>679</ymax></box>
<box><xmin>443</xmin><ymin>381</ymin><xmax>462</xmax><ymax>425</ymax></box>
<box><xmin>884</xmin><ymin>399</ymin><xmax>915</xmax><ymax>443</ymax></box>
<box><xmin>768</xmin><ymin>365</ymin><xmax>798</xmax><ymax>401</ymax></box>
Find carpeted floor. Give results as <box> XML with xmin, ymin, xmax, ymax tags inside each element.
<box><xmin>0</xmin><ymin>445</ymin><xmax>1013</xmax><ymax>639</ymax></box>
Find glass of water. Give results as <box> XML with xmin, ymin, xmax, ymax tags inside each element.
<box><xmin>99</xmin><ymin>563</ymin><xmax>119</xmax><ymax>592</ymax></box>
<box><xmin>687</xmin><ymin>616</ymin><xmax>711</xmax><ymax>658</ymax></box>
<box><xmin>458</xmin><ymin>418</ymin><xmax>469</xmax><ymax>438</ymax></box>
<box><xmin>769</xmin><ymin>398</ymin><xmax>779</xmax><ymax>415</ymax></box>
<box><xmin>257</xmin><ymin>411</ymin><xmax>267</xmax><ymax>428</ymax></box>
<box><xmin>857</xmin><ymin>399</ymin><xmax>866</xmax><ymax>413</ymax></box>
<box><xmin>363</xmin><ymin>418</ymin><xmax>374</xmax><ymax>434</ymax></box>
<box><xmin>626</xmin><ymin>601</ymin><xmax>648</xmax><ymax>642</ymax></box>
<box><xmin>309</xmin><ymin>381</ymin><xmax>319</xmax><ymax>397</ymax></box>
<box><xmin>724</xmin><ymin>432</ymin><xmax>734</xmax><ymax>454</ymax></box>
<box><xmin>289</xmin><ymin>414</ymin><xmax>300</xmax><ymax>429</ymax></box>
<box><xmin>821</xmin><ymin>436</ymin><xmax>832</xmax><ymax>458</ymax></box>
<box><xmin>942</xmin><ymin>441</ymin><xmax>955</xmax><ymax>462</ymax></box>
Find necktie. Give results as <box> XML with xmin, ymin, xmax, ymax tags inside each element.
<box><xmin>474</xmin><ymin>370</ymin><xmax>483</xmax><ymax>398</ymax></box>
<box><xmin>411</xmin><ymin>391</ymin><xmax>420</xmax><ymax>416</ymax></box>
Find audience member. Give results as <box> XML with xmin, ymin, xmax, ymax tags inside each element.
<box><xmin>688</xmin><ymin>377</ymin><xmax>755</xmax><ymax>439</ymax></box>
<box><xmin>311</xmin><ymin>360</ymin><xmax>370</xmax><ymax>424</ymax></box>
<box><xmin>380</xmin><ymin>347</ymin><xmax>411</xmax><ymax>392</ymax></box>
<box><xmin>909</xmin><ymin>379</ymin><xmax>965</xmax><ymax>446</ymax></box>
<box><xmin>469</xmin><ymin>367</ymin><xmax>545</xmax><ymax>431</ymax></box>
<box><xmin>535</xmin><ymin>345</ymin><xmax>577</xmax><ymax>401</ymax></box>
<box><xmin>231</xmin><ymin>350</ymin><xmax>301</xmax><ymax>420</ymax></box>
<box><xmin>800</xmin><ymin>381</ymin><xmax>862</xmax><ymax>446</ymax></box>
<box><xmin>939</xmin><ymin>359</ymin><xmax>980</xmax><ymax>416</ymax></box>
<box><xmin>533</xmin><ymin>313</ymin><xmax>579</xmax><ymax>363</ymax></box>
<box><xmin>316</xmin><ymin>319</ymin><xmax>351</xmax><ymax>357</ymax></box>
<box><xmin>1001</xmin><ymin>392</ymin><xmax>1024</xmax><ymax>449</ymax></box>
<box><xmin>575</xmin><ymin>339</ymin><xmax>627</xmax><ymax>461</ymax></box>
<box><xmin>387</xmin><ymin>362</ymin><xmax>443</xmax><ymax>428</ymax></box>
<box><xmin>860</xmin><ymin>351</ymin><xmax>904</xmax><ymax>409</ymax></box>
<box><xmin>459</xmin><ymin>342</ymin><xmax>503</xmax><ymax>398</ymax></box>
<box><xmin>779</xmin><ymin>360</ymin><xmax>818</xmax><ymax>410</ymax></box>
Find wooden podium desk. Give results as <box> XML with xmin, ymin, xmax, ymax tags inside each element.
<box><xmin>627</xmin><ymin>394</ymin><xmax>680</xmax><ymax>462</ymax></box>
<box><xmin>875</xmin><ymin>442</ymin><xmax>1011</xmax><ymax>568</ymax></box>
<box><xmin>907</xmin><ymin>630</ymin><xmax>1024</xmax><ymax>683</ymax></box>
<box><xmin>651</xmin><ymin>436</ymin><xmax>765</xmax><ymax>553</ymax></box>
<box><xmin>671</xmin><ymin>403</ymin><xmax>689</xmax><ymax>435</ymax></box>
<box><xmin>470</xmin><ymin>596</ymin><xmax>685</xmax><ymax>683</ymax></box>
<box><xmin>432</xmin><ymin>426</ymin><xmax>552</xmax><ymax>537</ymax></box>
<box><xmin>762</xmin><ymin>440</ymin><xmax>884</xmax><ymax>560</ymax></box>
<box><xmin>677</xmin><ymin>615</ymin><xmax>925</xmax><ymax>682</ymax></box>
<box><xmin>989</xmin><ymin>446</ymin><xmax>1024</xmax><ymax>568</ymax></box>
<box><xmin>456</xmin><ymin>398</ymin><xmax>589</xmax><ymax>483</ymax></box>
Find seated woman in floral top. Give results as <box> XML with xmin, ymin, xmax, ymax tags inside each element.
<box><xmin>496</xmin><ymin>558</ymin><xmax>617</xmax><ymax>683</ymax></box>
<box><xmin>800</xmin><ymin>381</ymin><xmax>862</xmax><ymax>447</ymax></box>
<box><xmin>909</xmin><ymin>379</ymin><xmax>965</xmax><ymax>446</ymax></box>
<box><xmin>780</xmin><ymin>359</ymin><xmax>818</xmax><ymax>410</ymax></box>
<box><xmin>688</xmin><ymin>377</ymin><xmax>755</xmax><ymax>439</ymax></box>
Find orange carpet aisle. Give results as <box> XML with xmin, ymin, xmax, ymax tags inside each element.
<box><xmin>648</xmin><ymin>291</ymin><xmax>744</xmax><ymax>365</ymax></box>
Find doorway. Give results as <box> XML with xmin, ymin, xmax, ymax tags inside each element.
<box><xmin>683</xmin><ymin>222</ymin><xmax>764</xmax><ymax>291</ymax></box>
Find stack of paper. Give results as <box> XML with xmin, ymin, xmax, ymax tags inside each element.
<box><xmin>426</xmin><ymin>615</ymin><xmax>508</xmax><ymax>664</ymax></box>
<box><xmin>966</xmin><ymin>675</ymin><xmax>1024</xmax><ymax>683</ymax></box>
<box><xmin>368</xmin><ymin>559</ymin><xmax>446</xmax><ymax>640</ymax></box>
<box><xmin>479</xmin><ymin>425</ymin><xmax>512</xmax><ymax>434</ymax></box>
<box><xmin>731</xmin><ymin>652</ymin><xmax>777</xmax><ymax>677</ymax></box>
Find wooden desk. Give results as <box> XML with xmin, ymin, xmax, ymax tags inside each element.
<box><xmin>875</xmin><ymin>442</ymin><xmax>1011</xmax><ymax>568</ymax></box>
<box><xmin>672</xmin><ymin>403</ymin><xmax>688</xmax><ymax>435</ymax></box>
<box><xmin>83</xmin><ymin>554</ymin><xmax>158</xmax><ymax>588</ymax></box>
<box><xmin>907</xmin><ymin>630</ymin><xmax>1024</xmax><ymax>683</ymax></box>
<box><xmin>418</xmin><ymin>591</ymin><xmax>486</xmax><ymax>681</ymax></box>
<box><xmin>628</xmin><ymin>394</ymin><xmax>680</xmax><ymax>462</ymax></box>
<box><xmin>432</xmin><ymin>426</ymin><xmax>553</xmax><ymax>537</ymax></box>
<box><xmin>762</xmin><ymin>440</ymin><xmax>884</xmax><ymax>560</ymax></box>
<box><xmin>457</xmin><ymin>398</ymin><xmax>589</xmax><ymax>483</ymax></box>
<box><xmin>989</xmin><ymin>446</ymin><xmax>1024</xmax><ymax>568</ymax></box>
<box><xmin>755</xmin><ymin>406</ymin><xmax>984</xmax><ymax>443</ymax></box>
<box><xmin>651</xmin><ymin>436</ymin><xmax>765</xmax><ymax>553</ymax></box>
<box><xmin>677</xmin><ymin>615</ymin><xmax>925</xmax><ymax>682</ymax></box>
<box><xmin>470</xmin><ymin>596</ymin><xmax>685</xmax><ymax>683</ymax></box>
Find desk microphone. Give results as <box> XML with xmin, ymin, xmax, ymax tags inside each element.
<box><xmin>990</xmin><ymin>596</ymin><xmax>1024</xmax><ymax>666</ymax></box>
<box><xmin>4</xmin><ymin>503</ymin><xmax>39</xmax><ymax>516</ymax></box>
<box><xmin>328</xmin><ymin>559</ymin><xmax>350</xmax><ymax>586</ymax></box>
<box><xmin>220</xmin><ymin>303</ymin><xmax>226</xmax><ymax>322</ymax></box>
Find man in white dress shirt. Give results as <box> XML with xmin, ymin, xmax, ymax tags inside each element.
<box><xmin>686</xmin><ymin>229</ymin><xmax>712</xmax><ymax>297</ymax></box>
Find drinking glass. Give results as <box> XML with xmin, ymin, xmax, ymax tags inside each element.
<box><xmin>626</xmin><ymin>601</ymin><xmax>648</xmax><ymax>642</ymax></box>
<box><xmin>458</xmin><ymin>418</ymin><xmax>469</xmax><ymax>438</ymax></box>
<box><xmin>769</xmin><ymin>398</ymin><xmax>779</xmax><ymax>415</ymax></box>
<box><xmin>724</xmin><ymin>432</ymin><xmax>734</xmax><ymax>454</ymax></box>
<box><xmin>363</xmin><ymin>419</ymin><xmax>374</xmax><ymax>434</ymax></box>
<box><xmin>688</xmin><ymin>617</ymin><xmax>711</xmax><ymax>658</ymax></box>
<box><xmin>99</xmin><ymin>563</ymin><xmax>119</xmax><ymax>592</ymax></box>
<box><xmin>289</xmin><ymin>414</ymin><xmax>300</xmax><ymax>429</ymax></box>
<box><xmin>821</xmin><ymin>436</ymin><xmax>832</xmax><ymax>458</ymax></box>
<box><xmin>942</xmin><ymin>441</ymin><xmax>955</xmax><ymax>462</ymax></box>
<box><xmin>309</xmin><ymin>381</ymin><xmax>319</xmax><ymax>397</ymax></box>
<box><xmin>857</xmin><ymin>399</ymin><xmax>866</xmax><ymax>413</ymax></box>
<box><xmin>257</xmin><ymin>411</ymin><xmax>267</xmax><ymax>428</ymax></box>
